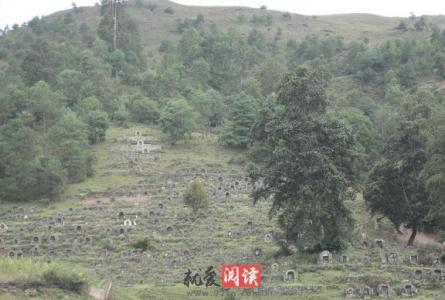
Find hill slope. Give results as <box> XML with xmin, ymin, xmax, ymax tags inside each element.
<box><xmin>51</xmin><ymin>0</ymin><xmax>445</xmax><ymax>54</ymax></box>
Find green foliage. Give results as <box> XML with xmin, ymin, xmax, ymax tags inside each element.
<box><xmin>183</xmin><ymin>180</ymin><xmax>210</xmax><ymax>213</ymax></box>
<box><xmin>221</xmin><ymin>93</ymin><xmax>258</xmax><ymax>149</ymax></box>
<box><xmin>421</xmin><ymin>108</ymin><xmax>445</xmax><ymax>232</ymax></box>
<box><xmin>21</xmin><ymin>39</ymin><xmax>63</xmax><ymax>85</ymax></box>
<box><xmin>57</xmin><ymin>69</ymin><xmax>85</xmax><ymax>107</ymax></box>
<box><xmin>159</xmin><ymin>98</ymin><xmax>196</xmax><ymax>143</ymax></box>
<box><xmin>164</xmin><ymin>7</ymin><xmax>174</xmax><ymax>14</ymax></box>
<box><xmin>131</xmin><ymin>237</ymin><xmax>154</xmax><ymax>252</ymax></box>
<box><xmin>49</xmin><ymin>110</ymin><xmax>94</xmax><ymax>183</ymax></box>
<box><xmin>414</xmin><ymin>16</ymin><xmax>428</xmax><ymax>31</ymax></box>
<box><xmin>364</xmin><ymin>119</ymin><xmax>437</xmax><ymax>245</ymax></box>
<box><xmin>0</xmin><ymin>79</ymin><xmax>29</xmax><ymax>124</ymax></box>
<box><xmin>43</xmin><ymin>269</ymin><xmax>85</xmax><ymax>292</ymax></box>
<box><xmin>394</xmin><ymin>20</ymin><xmax>408</xmax><ymax>31</ymax></box>
<box><xmin>0</xmin><ymin>258</ymin><xmax>93</xmax><ymax>293</ymax></box>
<box><xmin>98</xmin><ymin>0</ymin><xmax>145</xmax><ymax>76</ymax></box>
<box><xmin>85</xmin><ymin>110</ymin><xmax>109</xmax><ymax>144</ymax></box>
<box><xmin>113</xmin><ymin>103</ymin><xmax>129</xmax><ymax>125</ymax></box>
<box><xmin>187</xmin><ymin>89</ymin><xmax>225</xmax><ymax>129</ymax></box>
<box><xmin>129</xmin><ymin>96</ymin><xmax>160</xmax><ymax>124</ymax></box>
<box><xmin>250</xmin><ymin>14</ymin><xmax>273</xmax><ymax>26</ymax></box>
<box><xmin>251</xmin><ymin>67</ymin><xmax>355</xmax><ymax>252</ymax></box>
<box><xmin>29</xmin><ymin>81</ymin><xmax>63</xmax><ymax>128</ymax></box>
<box><xmin>0</xmin><ymin>119</ymin><xmax>65</xmax><ymax>202</ymax></box>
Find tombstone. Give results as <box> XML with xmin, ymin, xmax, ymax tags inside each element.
<box><xmin>76</xmin><ymin>225</ymin><xmax>82</xmax><ymax>232</ymax></box>
<box><xmin>377</xmin><ymin>283</ymin><xmax>391</xmax><ymax>297</ymax></box>
<box><xmin>318</xmin><ymin>250</ymin><xmax>332</xmax><ymax>265</ymax></box>
<box><xmin>170</xmin><ymin>260</ymin><xmax>178</xmax><ymax>268</ymax></box>
<box><xmin>345</xmin><ymin>287</ymin><xmax>355</xmax><ymax>298</ymax></box>
<box><xmin>400</xmin><ymin>282</ymin><xmax>417</xmax><ymax>297</ymax></box>
<box><xmin>56</xmin><ymin>217</ymin><xmax>64</xmax><ymax>225</ymax></box>
<box><xmin>340</xmin><ymin>255</ymin><xmax>349</xmax><ymax>264</ymax></box>
<box><xmin>271</xmin><ymin>263</ymin><xmax>279</xmax><ymax>274</ymax></box>
<box><xmin>49</xmin><ymin>235</ymin><xmax>56</xmax><ymax>243</ymax></box>
<box><xmin>264</xmin><ymin>233</ymin><xmax>273</xmax><ymax>243</ymax></box>
<box><xmin>166</xmin><ymin>226</ymin><xmax>173</xmax><ymax>234</ymax></box>
<box><xmin>441</xmin><ymin>255</ymin><xmax>445</xmax><ymax>265</ymax></box>
<box><xmin>360</xmin><ymin>286</ymin><xmax>373</xmax><ymax>298</ymax></box>
<box><xmin>218</xmin><ymin>176</ymin><xmax>224</xmax><ymax>182</ymax></box>
<box><xmin>227</xmin><ymin>231</ymin><xmax>233</xmax><ymax>238</ymax></box>
<box><xmin>13</xmin><ymin>238</ymin><xmax>19</xmax><ymax>245</ymax></box>
<box><xmin>388</xmin><ymin>252</ymin><xmax>398</xmax><ymax>264</ymax></box>
<box><xmin>245</xmin><ymin>221</ymin><xmax>253</xmax><ymax>232</ymax></box>
<box><xmin>0</xmin><ymin>223</ymin><xmax>8</xmax><ymax>231</ymax></box>
<box><xmin>413</xmin><ymin>269</ymin><xmax>423</xmax><ymax>278</ymax></box>
<box><xmin>409</xmin><ymin>255</ymin><xmax>419</xmax><ymax>265</ymax></box>
<box><xmin>433</xmin><ymin>268</ymin><xmax>444</xmax><ymax>280</ymax></box>
<box><xmin>85</xmin><ymin>236</ymin><xmax>92</xmax><ymax>244</ymax></box>
<box><xmin>183</xmin><ymin>250</ymin><xmax>191</xmax><ymax>257</ymax></box>
<box><xmin>375</xmin><ymin>239</ymin><xmax>384</xmax><ymax>248</ymax></box>
<box><xmin>283</xmin><ymin>270</ymin><xmax>297</xmax><ymax>281</ymax></box>
<box><xmin>119</xmin><ymin>228</ymin><xmax>126</xmax><ymax>235</ymax></box>
<box><xmin>158</xmin><ymin>203</ymin><xmax>164</xmax><ymax>210</ymax></box>
<box><xmin>253</xmin><ymin>248</ymin><xmax>262</xmax><ymax>257</ymax></box>
<box><xmin>362</xmin><ymin>240</ymin><xmax>370</xmax><ymax>248</ymax></box>
<box><xmin>32</xmin><ymin>236</ymin><xmax>40</xmax><ymax>243</ymax></box>
<box><xmin>225</xmin><ymin>192</ymin><xmax>230</xmax><ymax>198</ymax></box>
<box><xmin>65</xmin><ymin>248</ymin><xmax>72</xmax><ymax>257</ymax></box>
<box><xmin>8</xmin><ymin>251</ymin><xmax>16</xmax><ymax>259</ymax></box>
<box><xmin>48</xmin><ymin>250</ymin><xmax>56</xmax><ymax>258</ymax></box>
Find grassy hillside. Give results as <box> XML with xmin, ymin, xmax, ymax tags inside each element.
<box><xmin>0</xmin><ymin>125</ymin><xmax>444</xmax><ymax>299</ymax></box>
<box><xmin>1</xmin><ymin>1</ymin><xmax>445</xmax><ymax>299</ymax></box>
<box><xmin>50</xmin><ymin>0</ymin><xmax>445</xmax><ymax>56</ymax></box>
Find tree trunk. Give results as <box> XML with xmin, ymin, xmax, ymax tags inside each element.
<box><xmin>407</xmin><ymin>226</ymin><xmax>417</xmax><ymax>246</ymax></box>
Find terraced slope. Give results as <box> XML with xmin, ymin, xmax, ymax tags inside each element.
<box><xmin>0</xmin><ymin>126</ymin><xmax>444</xmax><ymax>299</ymax></box>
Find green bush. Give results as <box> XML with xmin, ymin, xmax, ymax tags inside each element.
<box><xmin>131</xmin><ymin>237</ymin><xmax>154</xmax><ymax>252</ymax></box>
<box><xmin>183</xmin><ymin>180</ymin><xmax>210</xmax><ymax>213</ymax></box>
<box><xmin>164</xmin><ymin>7</ymin><xmax>174</xmax><ymax>14</ymax></box>
<box><xmin>42</xmin><ymin>268</ymin><xmax>85</xmax><ymax>292</ymax></box>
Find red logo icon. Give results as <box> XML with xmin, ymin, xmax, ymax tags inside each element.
<box><xmin>221</xmin><ymin>264</ymin><xmax>262</xmax><ymax>288</ymax></box>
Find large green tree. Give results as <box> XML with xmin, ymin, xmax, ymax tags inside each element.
<box><xmin>221</xmin><ymin>93</ymin><xmax>258</xmax><ymax>149</ymax></box>
<box><xmin>159</xmin><ymin>98</ymin><xmax>196</xmax><ymax>143</ymax></box>
<box><xmin>364</xmin><ymin>120</ymin><xmax>435</xmax><ymax>246</ymax></box>
<box><xmin>0</xmin><ymin>120</ymin><xmax>64</xmax><ymax>202</ymax></box>
<box><xmin>251</xmin><ymin>67</ymin><xmax>356</xmax><ymax>252</ymax></box>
